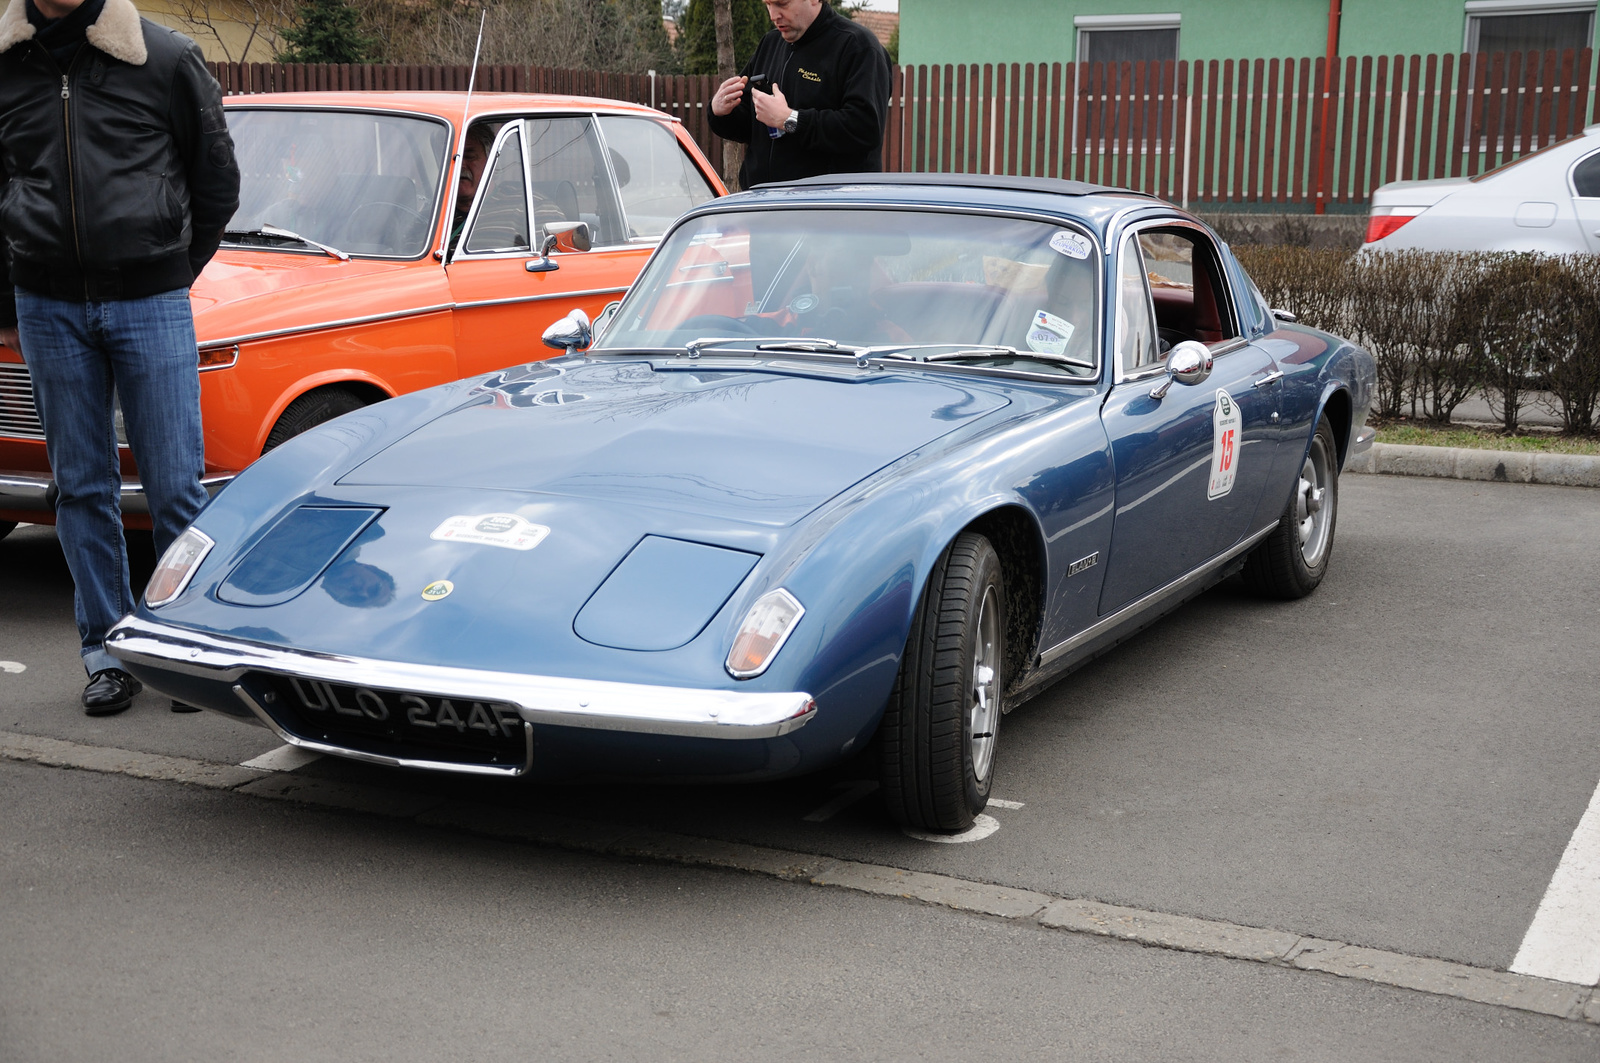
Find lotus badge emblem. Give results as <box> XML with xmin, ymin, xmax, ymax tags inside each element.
<box><xmin>420</xmin><ymin>580</ymin><xmax>454</xmax><ymax>601</ymax></box>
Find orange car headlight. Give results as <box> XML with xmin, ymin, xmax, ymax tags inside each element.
<box><xmin>145</xmin><ymin>527</ymin><xmax>215</xmax><ymax>607</ymax></box>
<box><xmin>726</xmin><ymin>588</ymin><xmax>805</xmax><ymax>679</ymax></box>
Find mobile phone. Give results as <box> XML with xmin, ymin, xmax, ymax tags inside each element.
<box><xmin>747</xmin><ymin>74</ymin><xmax>772</xmax><ymax>96</ymax></box>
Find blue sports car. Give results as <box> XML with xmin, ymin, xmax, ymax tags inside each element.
<box><xmin>109</xmin><ymin>174</ymin><xmax>1376</xmax><ymax>832</ymax></box>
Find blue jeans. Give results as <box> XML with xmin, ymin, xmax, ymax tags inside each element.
<box><xmin>17</xmin><ymin>288</ymin><xmax>208</xmax><ymax>676</ymax></box>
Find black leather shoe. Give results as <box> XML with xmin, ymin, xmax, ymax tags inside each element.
<box><xmin>82</xmin><ymin>669</ymin><xmax>141</xmax><ymax>716</ymax></box>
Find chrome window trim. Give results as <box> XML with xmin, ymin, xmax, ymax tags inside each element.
<box><xmin>592</xmin><ymin>113</ymin><xmax>718</xmax><ymax>246</ymax></box>
<box><xmin>220</xmin><ymin>104</ymin><xmax>453</xmax><ymax>263</ymax></box>
<box><xmin>1112</xmin><ymin>217</ymin><xmax>1246</xmax><ymax>385</ymax></box>
<box><xmin>454</xmin><ymin>120</ymin><xmax>531</xmax><ymax>261</ymax></box>
<box><xmin>452</xmin><ymin>285</ymin><xmax>630</xmax><ymax>312</ymax></box>
<box><xmin>625</xmin><ymin>203</ymin><xmax>1106</xmax><ymax>382</ymax></box>
<box><xmin>106</xmin><ymin>615</ymin><xmax>818</xmax><ymax>742</ymax></box>
<box><xmin>1113</xmin><ymin>229</ymin><xmax>1160</xmax><ymax>381</ymax></box>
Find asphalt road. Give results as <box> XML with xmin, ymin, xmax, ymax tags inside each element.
<box><xmin>3</xmin><ymin>473</ymin><xmax>1599</xmax><ymax>1060</ymax></box>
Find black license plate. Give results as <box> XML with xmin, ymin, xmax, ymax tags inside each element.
<box><xmin>249</xmin><ymin>673</ymin><xmax>527</xmax><ymax>766</ymax></box>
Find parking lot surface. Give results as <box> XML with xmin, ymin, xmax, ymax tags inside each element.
<box><xmin>3</xmin><ymin>473</ymin><xmax>1598</xmax><ymax>1058</ymax></box>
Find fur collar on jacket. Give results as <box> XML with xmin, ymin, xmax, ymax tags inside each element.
<box><xmin>0</xmin><ymin>0</ymin><xmax>146</xmax><ymax>66</ymax></box>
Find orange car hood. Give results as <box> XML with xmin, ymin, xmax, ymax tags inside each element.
<box><xmin>191</xmin><ymin>250</ymin><xmax>450</xmax><ymax>346</ymax></box>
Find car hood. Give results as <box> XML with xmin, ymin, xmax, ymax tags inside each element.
<box><xmin>337</xmin><ymin>358</ymin><xmax>1013</xmax><ymax>526</ymax></box>
<box><xmin>190</xmin><ymin>250</ymin><xmax>448</xmax><ymax>345</ymax></box>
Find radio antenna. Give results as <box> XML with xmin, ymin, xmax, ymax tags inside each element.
<box><xmin>437</xmin><ymin>6</ymin><xmax>489</xmax><ymax>263</ymax></box>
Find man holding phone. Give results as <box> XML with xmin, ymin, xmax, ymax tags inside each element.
<box><xmin>708</xmin><ymin>0</ymin><xmax>890</xmax><ymax>188</ymax></box>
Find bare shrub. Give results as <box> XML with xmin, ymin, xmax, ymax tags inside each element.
<box><xmin>360</xmin><ymin>0</ymin><xmax>676</xmax><ymax>72</ymax></box>
<box><xmin>1413</xmin><ymin>252</ymin><xmax>1483</xmax><ymax>423</ymax></box>
<box><xmin>1234</xmin><ymin>246</ymin><xmax>1353</xmax><ymax>336</ymax></box>
<box><xmin>1348</xmin><ymin>251</ymin><xmax>1437</xmax><ymax>419</ymax></box>
<box><xmin>1538</xmin><ymin>255</ymin><xmax>1600</xmax><ymax>434</ymax></box>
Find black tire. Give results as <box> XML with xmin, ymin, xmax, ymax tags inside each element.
<box><xmin>0</xmin><ymin>520</ymin><xmax>15</xmax><ymax>542</ymax></box>
<box><xmin>262</xmin><ymin>387</ymin><xmax>367</xmax><ymax>454</ymax></box>
<box><xmin>1242</xmin><ymin>414</ymin><xmax>1339</xmax><ymax>599</ymax></box>
<box><xmin>881</xmin><ymin>532</ymin><xmax>1005</xmax><ymax>832</ymax></box>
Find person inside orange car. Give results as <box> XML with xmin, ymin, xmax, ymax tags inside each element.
<box><xmin>450</xmin><ymin>124</ymin><xmax>493</xmax><ymax>248</ymax></box>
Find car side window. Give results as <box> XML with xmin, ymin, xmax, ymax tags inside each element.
<box><xmin>1137</xmin><ymin>227</ymin><xmax>1237</xmax><ymax>349</ymax></box>
<box><xmin>464</xmin><ymin>128</ymin><xmax>529</xmax><ymax>254</ymax></box>
<box><xmin>597</xmin><ymin>116</ymin><xmax>719</xmax><ymax>242</ymax></box>
<box><xmin>1118</xmin><ymin>233</ymin><xmax>1161</xmax><ymax>374</ymax></box>
<box><xmin>525</xmin><ymin>117</ymin><xmax>626</xmax><ymax>248</ymax></box>
<box><xmin>1573</xmin><ymin>152</ymin><xmax>1600</xmax><ymax>197</ymax></box>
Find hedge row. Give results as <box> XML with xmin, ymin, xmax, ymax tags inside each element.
<box><xmin>1234</xmin><ymin>248</ymin><xmax>1600</xmax><ymax>435</ymax></box>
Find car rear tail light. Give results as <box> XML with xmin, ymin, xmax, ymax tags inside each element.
<box><xmin>726</xmin><ymin>588</ymin><xmax>805</xmax><ymax>679</ymax></box>
<box><xmin>145</xmin><ymin>527</ymin><xmax>215</xmax><ymax>607</ymax></box>
<box><xmin>1364</xmin><ymin>206</ymin><xmax>1426</xmax><ymax>244</ymax></box>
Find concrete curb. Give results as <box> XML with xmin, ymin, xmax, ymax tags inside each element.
<box><xmin>4</xmin><ymin>730</ymin><xmax>1598</xmax><ymax>1025</ymax></box>
<box><xmin>1346</xmin><ymin>442</ymin><xmax>1600</xmax><ymax>487</ymax></box>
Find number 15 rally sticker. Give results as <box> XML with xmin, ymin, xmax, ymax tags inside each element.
<box><xmin>1208</xmin><ymin>390</ymin><xmax>1242</xmax><ymax>500</ymax></box>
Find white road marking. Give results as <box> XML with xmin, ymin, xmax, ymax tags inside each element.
<box><xmin>1511</xmin><ymin>775</ymin><xmax>1600</xmax><ymax>985</ymax></box>
<box><xmin>802</xmin><ymin>780</ymin><xmax>879</xmax><ymax>822</ymax></box>
<box><xmin>240</xmin><ymin>745</ymin><xmax>323</xmax><ymax>773</ymax></box>
<box><xmin>988</xmin><ymin>798</ymin><xmax>1024</xmax><ymax>810</ymax></box>
<box><xmin>0</xmin><ymin>661</ymin><xmax>25</xmax><ymax>674</ymax></box>
<box><xmin>903</xmin><ymin>814</ymin><xmax>1000</xmax><ymax>844</ymax></box>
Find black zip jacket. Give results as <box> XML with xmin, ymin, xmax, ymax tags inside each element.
<box><xmin>708</xmin><ymin>3</ymin><xmax>891</xmax><ymax>188</ymax></box>
<box><xmin>0</xmin><ymin>0</ymin><xmax>239</xmax><ymax>324</ymax></box>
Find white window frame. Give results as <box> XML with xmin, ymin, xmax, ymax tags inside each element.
<box><xmin>1463</xmin><ymin>0</ymin><xmax>1597</xmax><ymax>53</ymax></box>
<box><xmin>1073</xmin><ymin>13</ymin><xmax>1181</xmax><ymax>66</ymax></box>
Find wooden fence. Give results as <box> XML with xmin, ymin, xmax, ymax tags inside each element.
<box><xmin>208</xmin><ymin>49</ymin><xmax>1600</xmax><ymax>209</ymax></box>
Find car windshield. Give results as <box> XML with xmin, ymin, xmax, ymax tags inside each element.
<box><xmin>223</xmin><ymin>108</ymin><xmax>451</xmax><ymax>258</ymax></box>
<box><xmin>596</xmin><ymin>208</ymin><xmax>1102</xmax><ymax>377</ymax></box>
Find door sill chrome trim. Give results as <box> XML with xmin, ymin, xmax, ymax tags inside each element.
<box><xmin>1037</xmin><ymin>520</ymin><xmax>1278</xmax><ymax>668</ymax></box>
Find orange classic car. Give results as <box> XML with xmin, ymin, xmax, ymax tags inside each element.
<box><xmin>0</xmin><ymin>91</ymin><xmax>724</xmax><ymax>537</ymax></box>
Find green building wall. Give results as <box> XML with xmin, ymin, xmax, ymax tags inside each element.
<box><xmin>900</xmin><ymin>0</ymin><xmax>1600</xmax><ymax>67</ymax></box>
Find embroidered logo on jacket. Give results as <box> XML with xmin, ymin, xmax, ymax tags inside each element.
<box><xmin>798</xmin><ymin>67</ymin><xmax>822</xmax><ymax>82</ymax></box>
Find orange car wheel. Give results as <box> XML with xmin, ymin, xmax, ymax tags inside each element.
<box><xmin>262</xmin><ymin>387</ymin><xmax>369</xmax><ymax>454</ymax></box>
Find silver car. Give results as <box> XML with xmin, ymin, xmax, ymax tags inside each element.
<box><xmin>1364</xmin><ymin>124</ymin><xmax>1600</xmax><ymax>253</ymax></box>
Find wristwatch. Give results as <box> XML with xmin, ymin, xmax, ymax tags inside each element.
<box><xmin>782</xmin><ymin>109</ymin><xmax>799</xmax><ymax>135</ymax></box>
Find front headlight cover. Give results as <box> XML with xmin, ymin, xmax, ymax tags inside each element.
<box><xmin>145</xmin><ymin>527</ymin><xmax>215</xmax><ymax>607</ymax></box>
<box><xmin>726</xmin><ymin>588</ymin><xmax>805</xmax><ymax>679</ymax></box>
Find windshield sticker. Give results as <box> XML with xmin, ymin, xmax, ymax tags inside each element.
<box><xmin>430</xmin><ymin>513</ymin><xmax>550</xmax><ymax>551</ymax></box>
<box><xmin>1050</xmin><ymin>231</ymin><xmax>1091</xmax><ymax>259</ymax></box>
<box><xmin>1026</xmin><ymin>309</ymin><xmax>1075</xmax><ymax>355</ymax></box>
<box><xmin>1208</xmin><ymin>390</ymin><xmax>1243</xmax><ymax>500</ymax></box>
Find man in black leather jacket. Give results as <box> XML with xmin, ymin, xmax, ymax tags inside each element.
<box><xmin>0</xmin><ymin>0</ymin><xmax>239</xmax><ymax>714</ymax></box>
<box><xmin>708</xmin><ymin>0</ymin><xmax>890</xmax><ymax>188</ymax></box>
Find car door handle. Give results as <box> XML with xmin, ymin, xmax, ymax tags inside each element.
<box><xmin>1253</xmin><ymin>371</ymin><xmax>1285</xmax><ymax>388</ymax></box>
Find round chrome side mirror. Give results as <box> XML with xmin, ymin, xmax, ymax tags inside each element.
<box><xmin>1151</xmin><ymin>340</ymin><xmax>1213</xmax><ymax>399</ymax></box>
<box><xmin>542</xmin><ymin>308</ymin><xmax>593</xmax><ymax>353</ymax></box>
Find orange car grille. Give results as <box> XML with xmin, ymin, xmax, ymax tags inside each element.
<box><xmin>0</xmin><ymin>363</ymin><xmax>45</xmax><ymax>440</ymax></box>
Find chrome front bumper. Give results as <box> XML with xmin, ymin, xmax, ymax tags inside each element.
<box><xmin>107</xmin><ymin>616</ymin><xmax>817</xmax><ymax>770</ymax></box>
<box><xmin>0</xmin><ymin>473</ymin><xmax>234</xmax><ymax>515</ymax></box>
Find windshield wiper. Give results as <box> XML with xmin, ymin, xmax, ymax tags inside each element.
<box><xmin>683</xmin><ymin>336</ymin><xmax>865</xmax><ymax>357</ymax></box>
<box><xmin>222</xmin><ymin>224</ymin><xmax>350</xmax><ymax>262</ymax></box>
<box><xmin>874</xmin><ymin>342</ymin><xmax>1096</xmax><ymax>370</ymax></box>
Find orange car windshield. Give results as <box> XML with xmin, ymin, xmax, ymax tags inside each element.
<box><xmin>223</xmin><ymin>108</ymin><xmax>451</xmax><ymax>258</ymax></box>
<box><xmin>598</xmin><ymin>209</ymin><xmax>1102</xmax><ymax>377</ymax></box>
